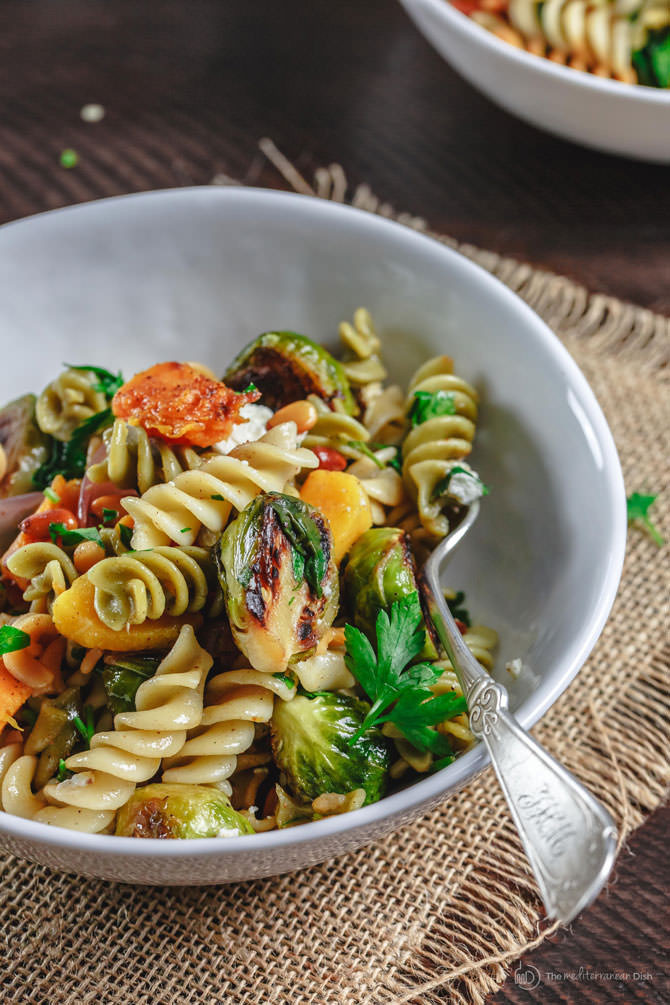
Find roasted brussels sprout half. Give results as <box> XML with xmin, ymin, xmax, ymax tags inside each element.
<box><xmin>633</xmin><ymin>26</ymin><xmax>670</xmax><ymax>88</ymax></box>
<box><xmin>270</xmin><ymin>691</ymin><xmax>390</xmax><ymax>805</ymax></box>
<box><xmin>217</xmin><ymin>492</ymin><xmax>338</xmax><ymax>673</ymax></box>
<box><xmin>24</xmin><ymin>686</ymin><xmax>83</xmax><ymax>791</ymax></box>
<box><xmin>100</xmin><ymin>655</ymin><xmax>160</xmax><ymax>715</ymax></box>
<box><xmin>342</xmin><ymin>527</ymin><xmax>438</xmax><ymax>659</ymax></box>
<box><xmin>0</xmin><ymin>394</ymin><xmax>50</xmax><ymax>496</ymax></box>
<box><xmin>115</xmin><ymin>783</ymin><xmax>254</xmax><ymax>838</ymax></box>
<box><xmin>224</xmin><ymin>331</ymin><xmax>357</xmax><ymax>415</ymax></box>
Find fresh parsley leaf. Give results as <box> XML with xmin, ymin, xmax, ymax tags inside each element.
<box><xmin>432</xmin><ymin>465</ymin><xmax>489</xmax><ymax>501</ymax></box>
<box><xmin>32</xmin><ymin>408</ymin><xmax>113</xmax><ymax>488</ymax></box>
<box><xmin>446</xmin><ymin>590</ymin><xmax>471</xmax><ymax>628</ymax></box>
<box><xmin>49</xmin><ymin>523</ymin><xmax>104</xmax><ymax>548</ymax></box>
<box><xmin>344</xmin><ymin>592</ymin><xmax>464</xmax><ymax>753</ymax></box>
<box><xmin>179</xmin><ymin>527</ymin><xmax>191</xmax><ymax>534</ymax></box>
<box><xmin>627</xmin><ymin>493</ymin><xmax>664</xmax><ymax>547</ymax></box>
<box><xmin>43</xmin><ymin>487</ymin><xmax>61</xmax><ymax>504</ymax></box>
<box><xmin>272</xmin><ymin>672</ymin><xmax>296</xmax><ymax>688</ymax></box>
<box><xmin>211</xmin><ymin>493</ymin><xmax>226</xmax><ymax>501</ymax></box>
<box><xmin>73</xmin><ymin>706</ymin><xmax>96</xmax><ymax>748</ymax></box>
<box><xmin>56</xmin><ymin>758</ymin><xmax>73</xmax><ymax>782</ymax></box>
<box><xmin>242</xmin><ymin>383</ymin><xmax>259</xmax><ymax>394</ymax></box>
<box><xmin>0</xmin><ymin>625</ymin><xmax>31</xmax><ymax>657</ymax></box>
<box><xmin>101</xmin><ymin>507</ymin><xmax>118</xmax><ymax>525</ymax></box>
<box><xmin>118</xmin><ymin>523</ymin><xmax>133</xmax><ymax>549</ymax></box>
<box><xmin>65</xmin><ymin>364</ymin><xmax>124</xmax><ymax>399</ymax></box>
<box><xmin>347</xmin><ymin>441</ymin><xmax>385</xmax><ymax>469</ymax></box>
<box><xmin>409</xmin><ymin>390</ymin><xmax>455</xmax><ymax>427</ymax></box>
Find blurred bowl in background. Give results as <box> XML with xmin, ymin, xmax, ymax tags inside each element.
<box><xmin>399</xmin><ymin>0</ymin><xmax>670</xmax><ymax>162</ymax></box>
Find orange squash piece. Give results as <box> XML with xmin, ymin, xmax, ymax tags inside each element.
<box><xmin>52</xmin><ymin>576</ymin><xmax>202</xmax><ymax>652</ymax></box>
<box><xmin>0</xmin><ymin>661</ymin><xmax>32</xmax><ymax>728</ymax></box>
<box><xmin>300</xmin><ymin>470</ymin><xmax>373</xmax><ymax>564</ymax></box>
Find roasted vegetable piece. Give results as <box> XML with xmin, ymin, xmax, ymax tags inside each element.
<box><xmin>224</xmin><ymin>331</ymin><xmax>357</xmax><ymax>415</ymax></box>
<box><xmin>342</xmin><ymin>527</ymin><xmax>438</xmax><ymax>659</ymax></box>
<box><xmin>633</xmin><ymin>26</ymin><xmax>670</xmax><ymax>88</ymax></box>
<box><xmin>0</xmin><ymin>395</ymin><xmax>50</xmax><ymax>497</ymax></box>
<box><xmin>100</xmin><ymin>656</ymin><xmax>160</xmax><ymax>715</ymax></box>
<box><xmin>300</xmin><ymin>469</ymin><xmax>373</xmax><ymax>564</ymax></box>
<box><xmin>52</xmin><ymin>575</ymin><xmax>203</xmax><ymax>652</ymax></box>
<box><xmin>115</xmin><ymin>783</ymin><xmax>255</xmax><ymax>838</ymax></box>
<box><xmin>112</xmin><ymin>362</ymin><xmax>260</xmax><ymax>447</ymax></box>
<box><xmin>216</xmin><ymin>492</ymin><xmax>338</xmax><ymax>673</ymax></box>
<box><xmin>24</xmin><ymin>686</ymin><xmax>83</xmax><ymax>790</ymax></box>
<box><xmin>271</xmin><ymin>691</ymin><xmax>390</xmax><ymax>805</ymax></box>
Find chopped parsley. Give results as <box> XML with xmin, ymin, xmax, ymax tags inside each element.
<box><xmin>56</xmin><ymin>759</ymin><xmax>73</xmax><ymax>782</ymax></box>
<box><xmin>446</xmin><ymin>590</ymin><xmax>471</xmax><ymax>628</ymax></box>
<box><xmin>211</xmin><ymin>493</ymin><xmax>226</xmax><ymax>501</ymax></box>
<box><xmin>118</xmin><ymin>523</ymin><xmax>133</xmax><ymax>549</ymax></box>
<box><xmin>272</xmin><ymin>672</ymin><xmax>296</xmax><ymax>688</ymax></box>
<box><xmin>101</xmin><ymin>507</ymin><xmax>118</xmax><ymax>525</ymax></box>
<box><xmin>65</xmin><ymin>364</ymin><xmax>124</xmax><ymax>399</ymax></box>
<box><xmin>73</xmin><ymin>706</ymin><xmax>96</xmax><ymax>748</ymax></box>
<box><xmin>409</xmin><ymin>390</ymin><xmax>456</xmax><ymax>427</ymax></box>
<box><xmin>43</xmin><ymin>487</ymin><xmax>61</xmax><ymax>504</ymax></box>
<box><xmin>49</xmin><ymin>523</ymin><xmax>104</xmax><ymax>548</ymax></box>
<box><xmin>32</xmin><ymin>407</ymin><xmax>113</xmax><ymax>488</ymax></box>
<box><xmin>627</xmin><ymin>493</ymin><xmax>664</xmax><ymax>547</ymax></box>
<box><xmin>347</xmin><ymin>441</ymin><xmax>385</xmax><ymax>469</ymax></box>
<box><xmin>0</xmin><ymin>625</ymin><xmax>31</xmax><ymax>657</ymax></box>
<box><xmin>180</xmin><ymin>527</ymin><xmax>191</xmax><ymax>534</ymax></box>
<box><xmin>60</xmin><ymin>148</ymin><xmax>79</xmax><ymax>169</ymax></box>
<box><xmin>344</xmin><ymin>592</ymin><xmax>465</xmax><ymax>759</ymax></box>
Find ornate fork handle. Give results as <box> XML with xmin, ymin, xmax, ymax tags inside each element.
<box><xmin>422</xmin><ymin>552</ymin><xmax>617</xmax><ymax>923</ymax></box>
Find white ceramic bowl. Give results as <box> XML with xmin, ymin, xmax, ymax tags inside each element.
<box><xmin>0</xmin><ymin>188</ymin><xmax>625</xmax><ymax>884</ymax></box>
<box><xmin>399</xmin><ymin>0</ymin><xmax>670</xmax><ymax>162</ymax></box>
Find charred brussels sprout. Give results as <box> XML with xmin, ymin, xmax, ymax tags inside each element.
<box><xmin>217</xmin><ymin>492</ymin><xmax>338</xmax><ymax>673</ymax></box>
<box><xmin>271</xmin><ymin>692</ymin><xmax>390</xmax><ymax>805</ymax></box>
<box><xmin>0</xmin><ymin>394</ymin><xmax>50</xmax><ymax>496</ymax></box>
<box><xmin>101</xmin><ymin>655</ymin><xmax>160</xmax><ymax>715</ymax></box>
<box><xmin>115</xmin><ymin>783</ymin><xmax>255</xmax><ymax>838</ymax></box>
<box><xmin>224</xmin><ymin>331</ymin><xmax>357</xmax><ymax>415</ymax></box>
<box><xmin>633</xmin><ymin>26</ymin><xmax>670</xmax><ymax>88</ymax></box>
<box><xmin>342</xmin><ymin>527</ymin><xmax>438</xmax><ymax>659</ymax></box>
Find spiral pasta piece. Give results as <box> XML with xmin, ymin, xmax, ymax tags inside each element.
<box><xmin>84</xmin><ymin>546</ymin><xmax>217</xmax><ymax>630</ymax></box>
<box><xmin>338</xmin><ymin>307</ymin><xmax>388</xmax><ymax>387</ymax></box>
<box><xmin>122</xmin><ymin>421</ymin><xmax>318</xmax><ymax>549</ymax></box>
<box><xmin>36</xmin><ymin>368</ymin><xmax>107</xmax><ymax>441</ymax></box>
<box><xmin>15</xmin><ymin>625</ymin><xmax>212</xmax><ymax>833</ymax></box>
<box><xmin>302</xmin><ymin>394</ymin><xmax>372</xmax><ymax>460</ymax></box>
<box><xmin>401</xmin><ymin>356</ymin><xmax>479</xmax><ymax>538</ymax></box>
<box><xmin>6</xmin><ymin>542</ymin><xmax>78</xmax><ymax>612</ymax></box>
<box><xmin>346</xmin><ymin>447</ymin><xmax>407</xmax><ymax>525</ymax></box>
<box><xmin>1</xmin><ymin>613</ymin><xmax>65</xmax><ymax>693</ymax></box>
<box><xmin>0</xmin><ymin>743</ymin><xmax>22</xmax><ymax>810</ymax></box>
<box><xmin>87</xmin><ymin>418</ymin><xmax>203</xmax><ymax>494</ymax></box>
<box><xmin>162</xmin><ymin>667</ymin><xmax>295</xmax><ymax>792</ymax></box>
<box><xmin>360</xmin><ymin>383</ymin><xmax>407</xmax><ymax>445</ymax></box>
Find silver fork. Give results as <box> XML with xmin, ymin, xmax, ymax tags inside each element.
<box><xmin>421</xmin><ymin>500</ymin><xmax>617</xmax><ymax>924</ymax></box>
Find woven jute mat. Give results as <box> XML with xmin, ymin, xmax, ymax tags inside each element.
<box><xmin>1</xmin><ymin>144</ymin><xmax>669</xmax><ymax>1005</ymax></box>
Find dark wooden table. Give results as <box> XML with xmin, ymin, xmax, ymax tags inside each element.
<box><xmin>1</xmin><ymin>2</ymin><xmax>668</xmax><ymax>1000</ymax></box>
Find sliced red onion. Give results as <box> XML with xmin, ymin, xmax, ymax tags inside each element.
<box><xmin>0</xmin><ymin>491</ymin><xmax>43</xmax><ymax>546</ymax></box>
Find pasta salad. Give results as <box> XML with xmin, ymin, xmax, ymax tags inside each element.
<box><xmin>0</xmin><ymin>310</ymin><xmax>495</xmax><ymax>838</ymax></box>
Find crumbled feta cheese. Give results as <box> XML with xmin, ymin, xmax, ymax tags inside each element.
<box><xmin>506</xmin><ymin>658</ymin><xmax>523</xmax><ymax>679</ymax></box>
<box><xmin>217</xmin><ymin>826</ymin><xmax>243</xmax><ymax>838</ymax></box>
<box><xmin>212</xmin><ymin>403</ymin><xmax>273</xmax><ymax>454</ymax></box>
<box><xmin>444</xmin><ymin>465</ymin><xmax>486</xmax><ymax>506</ymax></box>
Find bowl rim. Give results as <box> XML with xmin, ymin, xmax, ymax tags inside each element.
<box><xmin>0</xmin><ymin>186</ymin><xmax>627</xmax><ymax>859</ymax></box>
<box><xmin>399</xmin><ymin>0</ymin><xmax>670</xmax><ymax>104</ymax></box>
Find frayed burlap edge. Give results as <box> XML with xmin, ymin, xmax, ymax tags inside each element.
<box><xmin>215</xmin><ymin>142</ymin><xmax>670</xmax><ymax>1003</ymax></box>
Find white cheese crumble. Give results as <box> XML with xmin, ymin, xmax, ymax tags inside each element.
<box><xmin>506</xmin><ymin>657</ymin><xmax>523</xmax><ymax>680</ymax></box>
<box><xmin>211</xmin><ymin>403</ymin><xmax>273</xmax><ymax>454</ymax></box>
<box><xmin>443</xmin><ymin>463</ymin><xmax>486</xmax><ymax>506</ymax></box>
<box><xmin>217</xmin><ymin>826</ymin><xmax>243</xmax><ymax>838</ymax></box>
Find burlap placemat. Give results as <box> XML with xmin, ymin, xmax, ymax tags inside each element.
<box><xmin>1</xmin><ymin>144</ymin><xmax>668</xmax><ymax>1005</ymax></box>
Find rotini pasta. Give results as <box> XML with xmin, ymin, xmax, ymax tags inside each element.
<box><xmin>402</xmin><ymin>355</ymin><xmax>479</xmax><ymax>537</ymax></box>
<box><xmin>338</xmin><ymin>307</ymin><xmax>387</xmax><ymax>386</ymax></box>
<box><xmin>6</xmin><ymin>543</ymin><xmax>78</xmax><ymax>612</ymax></box>
<box><xmin>83</xmin><ymin>546</ymin><xmax>218</xmax><ymax>630</ymax></box>
<box><xmin>121</xmin><ymin>421</ymin><xmax>318</xmax><ymax>549</ymax></box>
<box><xmin>87</xmin><ymin>418</ymin><xmax>203</xmax><ymax>493</ymax></box>
<box><xmin>162</xmin><ymin>668</ymin><xmax>295</xmax><ymax>792</ymax></box>
<box><xmin>36</xmin><ymin>368</ymin><xmax>108</xmax><ymax>441</ymax></box>
<box><xmin>8</xmin><ymin>625</ymin><xmax>211</xmax><ymax>833</ymax></box>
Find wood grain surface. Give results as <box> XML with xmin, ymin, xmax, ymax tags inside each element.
<box><xmin>0</xmin><ymin>1</ymin><xmax>667</xmax><ymax>1001</ymax></box>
